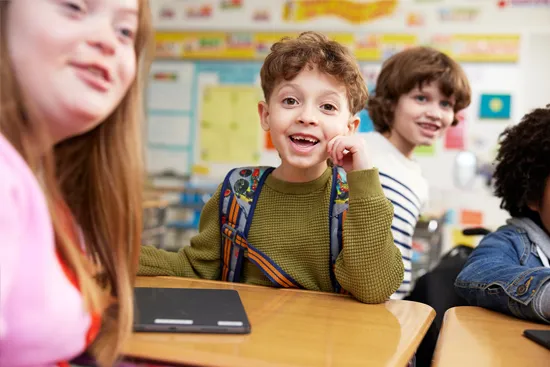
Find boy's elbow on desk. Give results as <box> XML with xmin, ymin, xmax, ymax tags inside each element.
<box><xmin>359</xmin><ymin>253</ymin><xmax>405</xmax><ymax>304</ymax></box>
<box><xmin>338</xmin><ymin>250</ymin><xmax>404</xmax><ymax>304</ymax></box>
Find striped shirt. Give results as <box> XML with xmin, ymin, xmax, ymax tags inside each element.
<box><xmin>363</xmin><ymin>132</ymin><xmax>428</xmax><ymax>299</ymax></box>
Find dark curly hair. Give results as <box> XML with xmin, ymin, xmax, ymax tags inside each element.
<box><xmin>367</xmin><ymin>46</ymin><xmax>471</xmax><ymax>133</ymax></box>
<box><xmin>493</xmin><ymin>105</ymin><xmax>550</xmax><ymax>219</ymax></box>
<box><xmin>260</xmin><ymin>31</ymin><xmax>368</xmax><ymax>115</ymax></box>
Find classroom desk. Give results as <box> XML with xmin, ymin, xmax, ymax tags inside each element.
<box><xmin>433</xmin><ymin>306</ymin><xmax>550</xmax><ymax>367</ymax></box>
<box><xmin>124</xmin><ymin>276</ymin><xmax>435</xmax><ymax>367</ymax></box>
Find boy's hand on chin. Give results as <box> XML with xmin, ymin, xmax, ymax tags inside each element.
<box><xmin>327</xmin><ymin>135</ymin><xmax>372</xmax><ymax>172</ymax></box>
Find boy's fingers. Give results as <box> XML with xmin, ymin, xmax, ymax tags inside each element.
<box><xmin>327</xmin><ymin>137</ymin><xmax>337</xmax><ymax>153</ymax></box>
<box><xmin>332</xmin><ymin>142</ymin><xmax>342</xmax><ymax>163</ymax></box>
<box><xmin>332</xmin><ymin>140</ymin><xmax>340</xmax><ymax>158</ymax></box>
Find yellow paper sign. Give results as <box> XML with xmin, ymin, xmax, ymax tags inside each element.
<box><xmin>200</xmin><ymin>86</ymin><xmax>262</xmax><ymax>164</ymax></box>
<box><xmin>155</xmin><ymin>32</ymin><xmax>256</xmax><ymax>60</ymax></box>
<box><xmin>428</xmin><ymin>34</ymin><xmax>520</xmax><ymax>62</ymax></box>
<box><xmin>282</xmin><ymin>0</ymin><xmax>398</xmax><ymax>24</ymax></box>
<box><xmin>451</xmin><ymin>34</ymin><xmax>520</xmax><ymax>62</ymax></box>
<box><xmin>155</xmin><ymin>31</ymin><xmax>419</xmax><ymax>61</ymax></box>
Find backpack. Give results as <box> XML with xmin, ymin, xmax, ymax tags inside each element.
<box><xmin>218</xmin><ymin>166</ymin><xmax>349</xmax><ymax>293</ymax></box>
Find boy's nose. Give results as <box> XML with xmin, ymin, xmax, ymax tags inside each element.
<box><xmin>297</xmin><ymin>106</ymin><xmax>319</xmax><ymax>125</ymax></box>
<box><xmin>298</xmin><ymin>118</ymin><xmax>319</xmax><ymax>126</ymax></box>
<box><xmin>425</xmin><ymin>107</ymin><xmax>442</xmax><ymax>120</ymax></box>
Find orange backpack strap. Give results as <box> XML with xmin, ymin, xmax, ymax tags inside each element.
<box><xmin>219</xmin><ymin>167</ymin><xmax>301</xmax><ymax>288</ymax></box>
<box><xmin>329</xmin><ymin>166</ymin><xmax>349</xmax><ymax>294</ymax></box>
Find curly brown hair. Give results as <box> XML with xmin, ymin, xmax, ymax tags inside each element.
<box><xmin>260</xmin><ymin>31</ymin><xmax>368</xmax><ymax>115</ymax></box>
<box><xmin>367</xmin><ymin>46</ymin><xmax>471</xmax><ymax>133</ymax></box>
<box><xmin>493</xmin><ymin>105</ymin><xmax>550</xmax><ymax>219</ymax></box>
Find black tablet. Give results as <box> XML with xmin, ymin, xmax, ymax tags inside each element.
<box><xmin>133</xmin><ymin>287</ymin><xmax>251</xmax><ymax>334</ymax></box>
<box><xmin>523</xmin><ymin>329</ymin><xmax>550</xmax><ymax>350</ymax></box>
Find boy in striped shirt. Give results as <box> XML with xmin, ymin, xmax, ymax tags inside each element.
<box><xmin>365</xmin><ymin>47</ymin><xmax>472</xmax><ymax>298</ymax></box>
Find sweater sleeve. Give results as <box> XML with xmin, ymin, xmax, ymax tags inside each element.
<box><xmin>138</xmin><ymin>186</ymin><xmax>222</xmax><ymax>279</ymax></box>
<box><xmin>334</xmin><ymin>169</ymin><xmax>404</xmax><ymax>303</ymax></box>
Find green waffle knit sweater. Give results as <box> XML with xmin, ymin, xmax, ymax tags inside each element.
<box><xmin>139</xmin><ymin>168</ymin><xmax>404</xmax><ymax>303</ymax></box>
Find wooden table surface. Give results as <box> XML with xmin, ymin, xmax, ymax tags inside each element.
<box><xmin>124</xmin><ymin>276</ymin><xmax>435</xmax><ymax>367</ymax></box>
<box><xmin>433</xmin><ymin>306</ymin><xmax>550</xmax><ymax>367</ymax></box>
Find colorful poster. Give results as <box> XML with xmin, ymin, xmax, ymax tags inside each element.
<box><xmin>282</xmin><ymin>0</ymin><xmax>398</xmax><ymax>24</ymax></box>
<box><xmin>355</xmin><ymin>34</ymin><xmax>417</xmax><ymax>61</ymax></box>
<box><xmin>450</xmin><ymin>34</ymin><xmax>520</xmax><ymax>62</ymax></box>
<box><xmin>380</xmin><ymin>34</ymin><xmax>417</xmax><ymax>59</ymax></box>
<box><xmin>444</xmin><ymin>110</ymin><xmax>466</xmax><ymax>150</ymax></box>
<box><xmin>445</xmin><ymin>125</ymin><xmax>465</xmax><ymax>150</ymax></box>
<box><xmin>220</xmin><ymin>0</ymin><xmax>243</xmax><ymax>10</ymax></box>
<box><xmin>255</xmin><ymin>32</ymin><xmax>299</xmax><ymax>57</ymax></box>
<box><xmin>155</xmin><ymin>32</ymin><xmax>255</xmax><ymax>60</ymax></box>
<box><xmin>479</xmin><ymin>94</ymin><xmax>512</xmax><ymax>119</ymax></box>
<box><xmin>498</xmin><ymin>0</ymin><xmax>550</xmax><ymax>8</ymax></box>
<box><xmin>427</xmin><ymin>34</ymin><xmax>520</xmax><ymax>62</ymax></box>
<box><xmin>406</xmin><ymin>12</ymin><xmax>425</xmax><ymax>27</ymax></box>
<box><xmin>438</xmin><ymin>7</ymin><xmax>479</xmax><ymax>22</ymax></box>
<box><xmin>155</xmin><ymin>31</ymin><xmax>418</xmax><ymax>62</ymax></box>
<box><xmin>252</xmin><ymin>8</ymin><xmax>271</xmax><ymax>22</ymax></box>
<box><xmin>184</xmin><ymin>3</ymin><xmax>214</xmax><ymax>19</ymax></box>
<box><xmin>199</xmin><ymin>86</ymin><xmax>262</xmax><ymax>164</ymax></box>
<box><xmin>460</xmin><ymin>209</ymin><xmax>484</xmax><ymax>226</ymax></box>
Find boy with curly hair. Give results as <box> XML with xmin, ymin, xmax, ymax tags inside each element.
<box><xmin>365</xmin><ymin>46</ymin><xmax>471</xmax><ymax>298</ymax></box>
<box><xmin>455</xmin><ymin>105</ymin><xmax>550</xmax><ymax>324</ymax></box>
<box><xmin>139</xmin><ymin>32</ymin><xmax>404</xmax><ymax>304</ymax></box>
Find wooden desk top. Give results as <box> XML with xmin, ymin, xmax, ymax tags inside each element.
<box><xmin>124</xmin><ymin>276</ymin><xmax>435</xmax><ymax>367</ymax></box>
<box><xmin>433</xmin><ymin>307</ymin><xmax>550</xmax><ymax>367</ymax></box>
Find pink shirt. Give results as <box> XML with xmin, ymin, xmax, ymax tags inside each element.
<box><xmin>0</xmin><ymin>133</ymin><xmax>91</xmax><ymax>366</ymax></box>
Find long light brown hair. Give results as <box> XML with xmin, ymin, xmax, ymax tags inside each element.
<box><xmin>0</xmin><ymin>1</ymin><xmax>154</xmax><ymax>365</ymax></box>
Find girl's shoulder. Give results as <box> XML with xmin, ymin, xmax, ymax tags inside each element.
<box><xmin>0</xmin><ymin>133</ymin><xmax>46</xmax><ymax>218</ymax></box>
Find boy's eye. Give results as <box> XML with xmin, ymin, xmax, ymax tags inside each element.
<box><xmin>441</xmin><ymin>100</ymin><xmax>453</xmax><ymax>108</ymax></box>
<box><xmin>415</xmin><ymin>95</ymin><xmax>427</xmax><ymax>102</ymax></box>
<box><xmin>321</xmin><ymin>103</ymin><xmax>337</xmax><ymax>111</ymax></box>
<box><xmin>282</xmin><ymin>97</ymin><xmax>298</xmax><ymax>105</ymax></box>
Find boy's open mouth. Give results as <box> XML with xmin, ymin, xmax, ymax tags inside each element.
<box><xmin>418</xmin><ymin>123</ymin><xmax>440</xmax><ymax>132</ymax></box>
<box><xmin>289</xmin><ymin>134</ymin><xmax>320</xmax><ymax>147</ymax></box>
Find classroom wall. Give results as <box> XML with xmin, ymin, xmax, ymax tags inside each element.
<box><xmin>150</xmin><ymin>0</ymin><xmax>550</xmax><ymax>32</ymax></box>
<box><xmin>146</xmin><ymin>0</ymin><xmax>550</xmax><ymax>251</ymax></box>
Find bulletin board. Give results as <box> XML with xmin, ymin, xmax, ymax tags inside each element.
<box><xmin>147</xmin><ymin>31</ymin><xmax>520</xmax><ymax>180</ymax></box>
<box><xmin>147</xmin><ymin>60</ymin><xmax>265</xmax><ymax>176</ymax></box>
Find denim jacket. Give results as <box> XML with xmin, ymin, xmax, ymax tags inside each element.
<box><xmin>455</xmin><ymin>219</ymin><xmax>550</xmax><ymax>324</ymax></box>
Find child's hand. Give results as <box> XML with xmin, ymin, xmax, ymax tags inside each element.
<box><xmin>327</xmin><ymin>135</ymin><xmax>372</xmax><ymax>172</ymax></box>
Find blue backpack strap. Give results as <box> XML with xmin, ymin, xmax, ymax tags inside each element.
<box><xmin>329</xmin><ymin>166</ymin><xmax>349</xmax><ymax>294</ymax></box>
<box><xmin>219</xmin><ymin>166</ymin><xmax>302</xmax><ymax>289</ymax></box>
<box><xmin>219</xmin><ymin>167</ymin><xmax>272</xmax><ymax>283</ymax></box>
